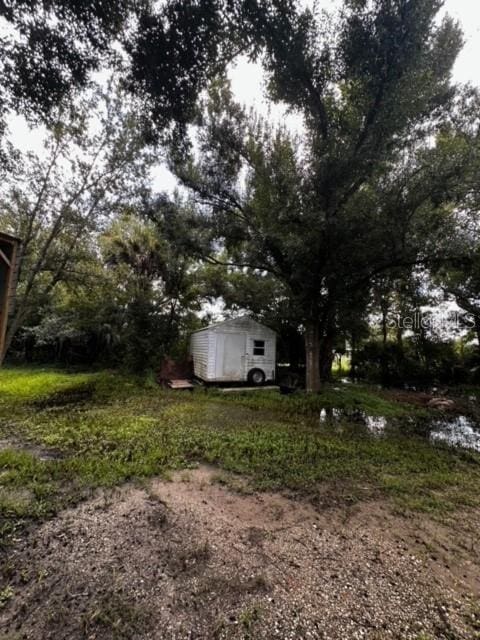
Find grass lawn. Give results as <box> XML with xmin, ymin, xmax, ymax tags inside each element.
<box><xmin>1</xmin><ymin>366</ymin><xmax>480</xmax><ymax>545</ymax></box>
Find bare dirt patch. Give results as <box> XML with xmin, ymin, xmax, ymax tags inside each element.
<box><xmin>382</xmin><ymin>389</ymin><xmax>436</xmax><ymax>408</ymax></box>
<box><xmin>1</xmin><ymin>466</ymin><xmax>479</xmax><ymax>639</ymax></box>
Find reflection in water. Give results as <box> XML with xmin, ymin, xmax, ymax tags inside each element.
<box><xmin>318</xmin><ymin>407</ymin><xmax>480</xmax><ymax>452</ymax></box>
<box><xmin>319</xmin><ymin>408</ymin><xmax>387</xmax><ymax>435</ymax></box>
<box><xmin>364</xmin><ymin>416</ymin><xmax>387</xmax><ymax>433</ymax></box>
<box><xmin>430</xmin><ymin>416</ymin><xmax>480</xmax><ymax>453</ymax></box>
<box><xmin>319</xmin><ymin>408</ymin><xmax>343</xmax><ymax>423</ymax></box>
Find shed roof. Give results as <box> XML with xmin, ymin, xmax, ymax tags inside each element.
<box><xmin>0</xmin><ymin>232</ymin><xmax>22</xmax><ymax>245</ymax></box>
<box><xmin>192</xmin><ymin>315</ymin><xmax>276</xmax><ymax>335</ymax></box>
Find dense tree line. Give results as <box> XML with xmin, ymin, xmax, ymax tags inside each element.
<box><xmin>1</xmin><ymin>0</ymin><xmax>480</xmax><ymax>386</ymax></box>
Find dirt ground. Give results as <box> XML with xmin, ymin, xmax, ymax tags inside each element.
<box><xmin>1</xmin><ymin>466</ymin><xmax>480</xmax><ymax>640</ymax></box>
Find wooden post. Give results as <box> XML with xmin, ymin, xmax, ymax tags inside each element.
<box><xmin>0</xmin><ymin>232</ymin><xmax>22</xmax><ymax>364</ymax></box>
<box><xmin>305</xmin><ymin>320</ymin><xmax>321</xmax><ymax>393</ymax></box>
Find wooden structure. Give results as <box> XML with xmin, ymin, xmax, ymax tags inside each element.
<box><xmin>157</xmin><ymin>356</ymin><xmax>194</xmax><ymax>387</ymax></box>
<box><xmin>190</xmin><ymin>316</ymin><xmax>277</xmax><ymax>386</ymax></box>
<box><xmin>220</xmin><ymin>385</ymin><xmax>279</xmax><ymax>394</ymax></box>
<box><xmin>167</xmin><ymin>379</ymin><xmax>195</xmax><ymax>391</ymax></box>
<box><xmin>0</xmin><ymin>232</ymin><xmax>22</xmax><ymax>362</ymax></box>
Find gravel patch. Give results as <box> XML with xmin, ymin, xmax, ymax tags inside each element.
<box><xmin>0</xmin><ymin>466</ymin><xmax>479</xmax><ymax>639</ymax></box>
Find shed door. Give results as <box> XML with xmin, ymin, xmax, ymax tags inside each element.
<box><xmin>217</xmin><ymin>333</ymin><xmax>246</xmax><ymax>380</ymax></box>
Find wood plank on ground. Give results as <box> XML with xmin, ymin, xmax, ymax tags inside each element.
<box><xmin>168</xmin><ymin>379</ymin><xmax>195</xmax><ymax>390</ymax></box>
<box><xmin>220</xmin><ymin>386</ymin><xmax>279</xmax><ymax>394</ymax></box>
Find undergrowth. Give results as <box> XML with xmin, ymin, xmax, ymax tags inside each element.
<box><xmin>0</xmin><ymin>367</ymin><xmax>479</xmax><ymax>545</ymax></box>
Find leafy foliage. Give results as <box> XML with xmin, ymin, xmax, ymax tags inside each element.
<box><xmin>101</xmin><ymin>211</ymin><xmax>202</xmax><ymax>371</ymax></box>
<box><xmin>436</xmin><ymin>247</ymin><xmax>480</xmax><ymax>355</ymax></box>
<box><xmin>0</xmin><ymin>1</ymin><xmax>135</xmax><ymax>130</ymax></box>
<box><xmin>2</xmin><ymin>0</ymin><xmax>480</xmax><ymax>388</ymax></box>
<box><xmin>0</xmin><ymin>83</ymin><xmax>152</xmax><ymax>361</ymax></box>
<box><xmin>168</xmin><ymin>74</ymin><xmax>479</xmax><ymax>389</ymax></box>
<box><xmin>1</xmin><ymin>367</ymin><xmax>480</xmax><ymax>547</ymax></box>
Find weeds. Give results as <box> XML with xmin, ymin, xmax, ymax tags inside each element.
<box><xmin>239</xmin><ymin>603</ymin><xmax>263</xmax><ymax>636</ymax></box>
<box><xmin>81</xmin><ymin>593</ymin><xmax>151</xmax><ymax>640</ymax></box>
<box><xmin>1</xmin><ymin>367</ymin><xmax>480</xmax><ymax>545</ymax></box>
<box><xmin>0</xmin><ymin>585</ymin><xmax>14</xmax><ymax>608</ymax></box>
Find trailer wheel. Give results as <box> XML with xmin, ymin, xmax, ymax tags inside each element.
<box><xmin>248</xmin><ymin>368</ymin><xmax>266</xmax><ymax>386</ymax></box>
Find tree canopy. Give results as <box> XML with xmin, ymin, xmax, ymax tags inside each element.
<box><xmin>2</xmin><ymin>0</ymin><xmax>480</xmax><ymax>389</ymax></box>
<box><xmin>162</xmin><ymin>0</ymin><xmax>480</xmax><ymax>390</ymax></box>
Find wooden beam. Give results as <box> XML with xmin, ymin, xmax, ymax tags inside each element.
<box><xmin>168</xmin><ymin>379</ymin><xmax>195</xmax><ymax>390</ymax></box>
<box><xmin>220</xmin><ymin>386</ymin><xmax>279</xmax><ymax>393</ymax></box>
<box><xmin>0</xmin><ymin>237</ymin><xmax>20</xmax><ymax>364</ymax></box>
<box><xmin>0</xmin><ymin>248</ymin><xmax>11</xmax><ymax>268</ymax></box>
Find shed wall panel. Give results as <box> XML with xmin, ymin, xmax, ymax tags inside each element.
<box><xmin>190</xmin><ymin>330</ymin><xmax>210</xmax><ymax>380</ymax></box>
<box><xmin>208</xmin><ymin>331</ymin><xmax>217</xmax><ymax>379</ymax></box>
<box><xmin>190</xmin><ymin>317</ymin><xmax>277</xmax><ymax>383</ymax></box>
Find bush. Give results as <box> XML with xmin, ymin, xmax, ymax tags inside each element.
<box><xmin>355</xmin><ymin>338</ymin><xmax>463</xmax><ymax>387</ymax></box>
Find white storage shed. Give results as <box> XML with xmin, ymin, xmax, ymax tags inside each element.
<box><xmin>190</xmin><ymin>316</ymin><xmax>276</xmax><ymax>385</ymax></box>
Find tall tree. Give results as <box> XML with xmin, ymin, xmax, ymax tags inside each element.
<box><xmin>101</xmin><ymin>206</ymin><xmax>202</xmax><ymax>372</ymax></box>
<box><xmin>0</xmin><ymin>85</ymin><xmax>152</xmax><ymax>362</ymax></box>
<box><xmin>167</xmin><ymin>17</ymin><xmax>478</xmax><ymax>391</ymax></box>
<box><xmin>92</xmin><ymin>0</ymin><xmax>480</xmax><ymax>391</ymax></box>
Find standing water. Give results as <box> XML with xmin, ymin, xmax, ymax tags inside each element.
<box><xmin>430</xmin><ymin>416</ymin><xmax>480</xmax><ymax>453</ymax></box>
<box><xmin>318</xmin><ymin>406</ymin><xmax>480</xmax><ymax>452</ymax></box>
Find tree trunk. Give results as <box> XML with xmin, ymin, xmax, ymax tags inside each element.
<box><xmin>350</xmin><ymin>332</ymin><xmax>357</xmax><ymax>380</ymax></box>
<box><xmin>381</xmin><ymin>307</ymin><xmax>388</xmax><ymax>347</ymax></box>
<box><xmin>0</xmin><ymin>310</ymin><xmax>24</xmax><ymax>365</ymax></box>
<box><xmin>318</xmin><ymin>305</ymin><xmax>336</xmax><ymax>382</ymax></box>
<box><xmin>380</xmin><ymin>307</ymin><xmax>389</xmax><ymax>385</ymax></box>
<box><xmin>319</xmin><ymin>331</ymin><xmax>335</xmax><ymax>382</ymax></box>
<box><xmin>475</xmin><ymin>316</ymin><xmax>480</xmax><ymax>357</ymax></box>
<box><xmin>396</xmin><ymin>320</ymin><xmax>404</xmax><ymax>353</ymax></box>
<box><xmin>305</xmin><ymin>321</ymin><xmax>321</xmax><ymax>393</ymax></box>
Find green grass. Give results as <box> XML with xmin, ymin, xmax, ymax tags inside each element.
<box><xmin>1</xmin><ymin>366</ymin><xmax>480</xmax><ymax>544</ymax></box>
<box><xmin>0</xmin><ymin>366</ymin><xmax>96</xmax><ymax>400</ymax></box>
<box><xmin>206</xmin><ymin>383</ymin><xmax>426</xmax><ymax>418</ymax></box>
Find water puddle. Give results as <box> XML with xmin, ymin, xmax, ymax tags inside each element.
<box><xmin>318</xmin><ymin>405</ymin><xmax>480</xmax><ymax>452</ymax></box>
<box><xmin>430</xmin><ymin>416</ymin><xmax>480</xmax><ymax>453</ymax></box>
<box><xmin>319</xmin><ymin>408</ymin><xmax>387</xmax><ymax>435</ymax></box>
<box><xmin>364</xmin><ymin>416</ymin><xmax>387</xmax><ymax>433</ymax></box>
<box><xmin>319</xmin><ymin>408</ymin><xmax>342</xmax><ymax>422</ymax></box>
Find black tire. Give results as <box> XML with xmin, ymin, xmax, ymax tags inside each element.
<box><xmin>247</xmin><ymin>368</ymin><xmax>266</xmax><ymax>386</ymax></box>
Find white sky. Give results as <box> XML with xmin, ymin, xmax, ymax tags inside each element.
<box><xmin>7</xmin><ymin>0</ymin><xmax>480</xmax><ymax>193</ymax></box>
